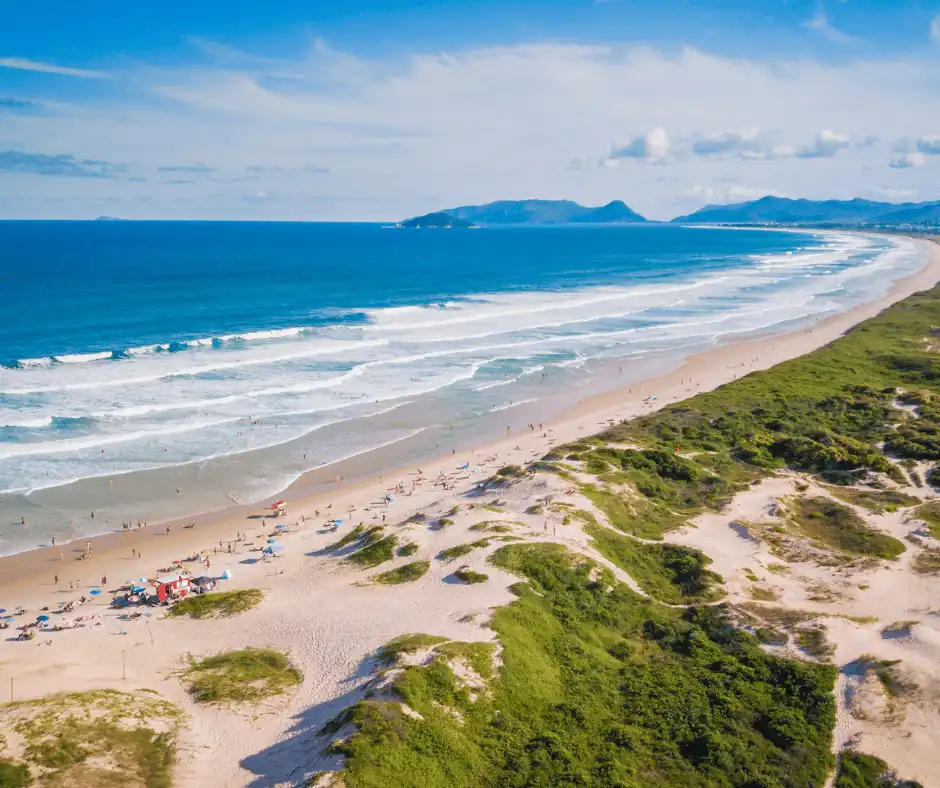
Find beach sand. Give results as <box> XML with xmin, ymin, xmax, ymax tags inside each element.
<box><xmin>1</xmin><ymin>235</ymin><xmax>939</xmax><ymax>786</ymax></box>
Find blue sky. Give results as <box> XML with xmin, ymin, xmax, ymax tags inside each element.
<box><xmin>2</xmin><ymin>0</ymin><xmax>940</xmax><ymax>220</ymax></box>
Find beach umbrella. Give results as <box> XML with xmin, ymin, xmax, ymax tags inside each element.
<box><xmin>335</xmin><ymin>519</ymin><xmax>344</xmax><ymax>526</ymax></box>
<box><xmin>267</xmin><ymin>538</ymin><xmax>277</xmax><ymax>543</ymax></box>
<box><xmin>221</xmin><ymin>569</ymin><xmax>232</xmax><ymax>579</ymax></box>
<box><xmin>36</xmin><ymin>615</ymin><xmax>49</xmax><ymax>621</ymax></box>
<box><xmin>89</xmin><ymin>589</ymin><xmax>102</xmax><ymax>596</ymax></box>
<box><xmin>0</xmin><ymin>609</ymin><xmax>6</xmax><ymax>614</ymax></box>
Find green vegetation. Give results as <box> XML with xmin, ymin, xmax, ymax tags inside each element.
<box><xmin>496</xmin><ymin>465</ymin><xmax>527</xmax><ymax>479</ymax></box>
<box><xmin>827</xmin><ymin>487</ymin><xmax>920</xmax><ymax>514</ymax></box>
<box><xmin>333</xmin><ymin>543</ymin><xmax>836</xmax><ymax>787</ymax></box>
<box><xmin>453</xmin><ymin>569</ymin><xmax>488</xmax><ymax>584</ymax></box>
<box><xmin>373</xmin><ymin>561</ymin><xmax>431</xmax><ymax>585</ymax></box>
<box><xmin>438</xmin><ymin>518</ymin><xmax>455</xmax><ymax>528</ymax></box>
<box><xmin>597</xmin><ymin>289</ymin><xmax>940</xmax><ymax>488</ymax></box>
<box><xmin>577</xmin><ymin>511</ymin><xmax>723</xmax><ymax>604</ymax></box>
<box><xmin>439</xmin><ymin>540</ymin><xmax>491</xmax><ymax>562</ymax></box>
<box><xmin>0</xmin><ymin>689</ymin><xmax>182</xmax><ymax>788</ymax></box>
<box><xmin>469</xmin><ymin>522</ymin><xmax>518</xmax><ymax>533</ymax></box>
<box><xmin>835</xmin><ymin>750</ymin><xmax>923</xmax><ymax>788</ymax></box>
<box><xmin>0</xmin><ymin>760</ymin><xmax>31</xmax><ymax>787</ymax></box>
<box><xmin>912</xmin><ymin>500</ymin><xmax>940</xmax><ymax>537</ymax></box>
<box><xmin>479</xmin><ymin>504</ymin><xmax>504</xmax><ymax>513</ymax></box>
<box><xmin>179</xmin><ymin>648</ymin><xmax>302</xmax><ymax>704</ymax></box>
<box><xmin>398</xmin><ymin>542</ymin><xmax>419</xmax><ymax>557</ymax></box>
<box><xmin>795</xmin><ymin>627</ymin><xmax>834</xmax><ymax>661</ymax></box>
<box><xmin>327</xmin><ymin>523</ymin><xmax>372</xmax><ymax>551</ymax></box>
<box><xmin>912</xmin><ymin>545</ymin><xmax>940</xmax><ymax>574</ymax></box>
<box><xmin>784</xmin><ymin>497</ymin><xmax>906</xmax><ymax>559</ymax></box>
<box><xmin>168</xmin><ymin>589</ymin><xmax>263</xmax><ymax>619</ymax></box>
<box><xmin>346</xmin><ymin>530</ymin><xmax>398</xmax><ymax>569</ymax></box>
<box><xmin>377</xmin><ymin>634</ymin><xmax>448</xmax><ymax>664</ymax></box>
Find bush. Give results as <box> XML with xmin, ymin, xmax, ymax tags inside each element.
<box><xmin>168</xmin><ymin>589</ymin><xmax>263</xmax><ymax>619</ymax></box>
<box><xmin>180</xmin><ymin>648</ymin><xmax>302</xmax><ymax>704</ymax></box>
<box><xmin>373</xmin><ymin>561</ymin><xmax>430</xmax><ymax>585</ymax></box>
<box><xmin>453</xmin><ymin>569</ymin><xmax>488</xmax><ymax>584</ymax></box>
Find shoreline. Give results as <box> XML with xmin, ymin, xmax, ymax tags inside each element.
<box><xmin>1</xmin><ymin>234</ymin><xmax>938</xmax><ymax>601</ymax></box>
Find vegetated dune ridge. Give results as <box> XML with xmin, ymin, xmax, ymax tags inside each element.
<box><xmin>3</xmin><ymin>248</ymin><xmax>940</xmax><ymax>786</ymax></box>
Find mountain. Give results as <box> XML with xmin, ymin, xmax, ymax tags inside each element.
<box><xmin>441</xmin><ymin>199</ymin><xmax>647</xmax><ymax>225</ymax></box>
<box><xmin>671</xmin><ymin>196</ymin><xmax>939</xmax><ymax>226</ymax></box>
<box><xmin>399</xmin><ymin>212</ymin><xmax>475</xmax><ymax>228</ymax></box>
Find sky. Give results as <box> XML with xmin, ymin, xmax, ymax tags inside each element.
<box><xmin>2</xmin><ymin>0</ymin><xmax>940</xmax><ymax>221</ymax></box>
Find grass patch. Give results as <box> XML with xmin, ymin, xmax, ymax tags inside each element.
<box><xmin>398</xmin><ymin>542</ymin><xmax>419</xmax><ymax>557</ymax></box>
<box><xmin>327</xmin><ymin>523</ymin><xmax>372</xmax><ymax>551</ymax></box>
<box><xmin>795</xmin><ymin>627</ymin><xmax>835</xmax><ymax>660</ymax></box>
<box><xmin>766</xmin><ymin>562</ymin><xmax>790</xmax><ymax>574</ymax></box>
<box><xmin>179</xmin><ymin>648</ymin><xmax>302</xmax><ymax>704</ymax></box>
<box><xmin>373</xmin><ymin>561</ymin><xmax>430</xmax><ymax>585</ymax></box>
<box><xmin>577</xmin><ymin>510</ymin><xmax>723</xmax><ymax>604</ymax></box>
<box><xmin>377</xmin><ymin>634</ymin><xmax>448</xmax><ymax>664</ymax></box>
<box><xmin>0</xmin><ymin>689</ymin><xmax>182</xmax><ymax>788</ymax></box>
<box><xmin>836</xmin><ymin>749</ymin><xmax>923</xmax><ymax>788</ymax></box>
<box><xmin>827</xmin><ymin>487</ymin><xmax>919</xmax><ymax>515</ymax></box>
<box><xmin>167</xmin><ymin>589</ymin><xmax>263</xmax><ymax>619</ymax></box>
<box><xmin>749</xmin><ymin>586</ymin><xmax>780</xmax><ymax>602</ymax></box>
<box><xmin>332</xmin><ymin>543</ymin><xmax>836</xmax><ymax>787</ymax></box>
<box><xmin>479</xmin><ymin>504</ymin><xmax>504</xmax><ymax>513</ymax></box>
<box><xmin>347</xmin><ymin>532</ymin><xmax>397</xmax><ymax>569</ymax></box>
<box><xmin>496</xmin><ymin>465</ymin><xmax>527</xmax><ymax>479</ymax></box>
<box><xmin>912</xmin><ymin>500</ymin><xmax>940</xmax><ymax>538</ymax></box>
<box><xmin>784</xmin><ymin>496</ymin><xmax>906</xmax><ymax>559</ymax></box>
<box><xmin>912</xmin><ymin>545</ymin><xmax>940</xmax><ymax>574</ymax></box>
<box><xmin>438</xmin><ymin>518</ymin><xmax>455</xmax><ymax>528</ymax></box>
<box><xmin>453</xmin><ymin>569</ymin><xmax>488</xmax><ymax>584</ymax></box>
<box><xmin>578</xmin><ymin>483</ymin><xmax>680</xmax><ymax>540</ymax></box>
<box><xmin>438</xmin><ymin>540</ymin><xmax>490</xmax><ymax>562</ymax></box>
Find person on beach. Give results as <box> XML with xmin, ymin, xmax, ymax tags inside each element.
<box><xmin>51</xmin><ymin>536</ymin><xmax>56</xmax><ymax>547</ymax></box>
<box><xmin>54</xmin><ymin>574</ymin><xmax>58</xmax><ymax>585</ymax></box>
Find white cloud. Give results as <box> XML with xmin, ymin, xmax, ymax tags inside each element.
<box><xmin>684</xmin><ymin>184</ymin><xmax>780</xmax><ymax>204</ymax></box>
<box><xmin>931</xmin><ymin>15</ymin><xmax>940</xmax><ymax>42</ymax></box>
<box><xmin>916</xmin><ymin>135</ymin><xmax>940</xmax><ymax>155</ymax></box>
<box><xmin>0</xmin><ymin>56</ymin><xmax>106</xmax><ymax>78</ymax></box>
<box><xmin>691</xmin><ymin>128</ymin><xmax>792</xmax><ymax>160</ymax></box>
<box><xmin>889</xmin><ymin>152</ymin><xmax>926</xmax><ymax>169</ymax></box>
<box><xmin>795</xmin><ymin>129</ymin><xmax>852</xmax><ymax>159</ymax></box>
<box><xmin>4</xmin><ymin>42</ymin><xmax>940</xmax><ymax>220</ymax></box>
<box><xmin>803</xmin><ymin>8</ymin><xmax>859</xmax><ymax>44</ymax></box>
<box><xmin>602</xmin><ymin>126</ymin><xmax>670</xmax><ymax>165</ymax></box>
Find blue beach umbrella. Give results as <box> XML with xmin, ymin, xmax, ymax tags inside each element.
<box><xmin>266</xmin><ymin>538</ymin><xmax>277</xmax><ymax>543</ymax></box>
<box><xmin>36</xmin><ymin>615</ymin><xmax>49</xmax><ymax>621</ymax></box>
<box><xmin>89</xmin><ymin>589</ymin><xmax>102</xmax><ymax>596</ymax></box>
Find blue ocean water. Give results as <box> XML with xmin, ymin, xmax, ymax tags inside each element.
<box><xmin>0</xmin><ymin>221</ymin><xmax>928</xmax><ymax>553</ymax></box>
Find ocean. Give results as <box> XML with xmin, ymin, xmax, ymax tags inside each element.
<box><xmin>0</xmin><ymin>221</ymin><xmax>928</xmax><ymax>554</ymax></box>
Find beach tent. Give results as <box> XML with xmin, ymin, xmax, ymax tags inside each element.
<box><xmin>221</xmin><ymin>568</ymin><xmax>233</xmax><ymax>580</ymax></box>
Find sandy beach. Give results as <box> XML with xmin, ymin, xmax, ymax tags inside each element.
<box><xmin>1</xmin><ymin>234</ymin><xmax>939</xmax><ymax>786</ymax></box>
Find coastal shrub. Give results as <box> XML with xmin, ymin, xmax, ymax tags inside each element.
<box><xmin>168</xmin><ymin>589</ymin><xmax>263</xmax><ymax>619</ymax></box>
<box><xmin>373</xmin><ymin>561</ymin><xmax>430</xmax><ymax>585</ymax></box>
<box><xmin>332</xmin><ymin>543</ymin><xmax>836</xmax><ymax>787</ymax></box>
<box><xmin>453</xmin><ymin>569</ymin><xmax>488</xmax><ymax>584</ymax></box>
<box><xmin>835</xmin><ymin>750</ymin><xmax>924</xmax><ymax>788</ymax></box>
<box><xmin>180</xmin><ymin>648</ymin><xmax>302</xmax><ymax>704</ymax></box>
<box><xmin>438</xmin><ymin>540</ymin><xmax>490</xmax><ymax>562</ymax></box>
<box><xmin>912</xmin><ymin>501</ymin><xmax>940</xmax><ymax>537</ymax></box>
<box><xmin>827</xmin><ymin>487</ymin><xmax>919</xmax><ymax>514</ymax></box>
<box><xmin>398</xmin><ymin>542</ymin><xmax>419</xmax><ymax>557</ymax></box>
<box><xmin>784</xmin><ymin>497</ymin><xmax>906</xmax><ymax>559</ymax></box>
<box><xmin>0</xmin><ymin>760</ymin><xmax>31</xmax><ymax>787</ymax></box>
<box><xmin>496</xmin><ymin>465</ymin><xmax>527</xmax><ymax>478</ymax></box>
<box><xmin>578</xmin><ymin>511</ymin><xmax>723</xmax><ymax>604</ymax></box>
<box><xmin>0</xmin><ymin>690</ymin><xmax>181</xmax><ymax>788</ymax></box>
<box><xmin>347</xmin><ymin>535</ymin><xmax>397</xmax><ymax>568</ymax></box>
<box><xmin>327</xmin><ymin>524</ymin><xmax>371</xmax><ymax>551</ymax></box>
<box><xmin>912</xmin><ymin>545</ymin><xmax>940</xmax><ymax>574</ymax></box>
<box><xmin>377</xmin><ymin>634</ymin><xmax>448</xmax><ymax>664</ymax></box>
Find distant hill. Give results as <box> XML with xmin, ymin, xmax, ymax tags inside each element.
<box><xmin>672</xmin><ymin>196</ymin><xmax>940</xmax><ymax>227</ymax></box>
<box><xmin>440</xmin><ymin>199</ymin><xmax>647</xmax><ymax>225</ymax></box>
<box><xmin>399</xmin><ymin>212</ymin><xmax>475</xmax><ymax>229</ymax></box>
